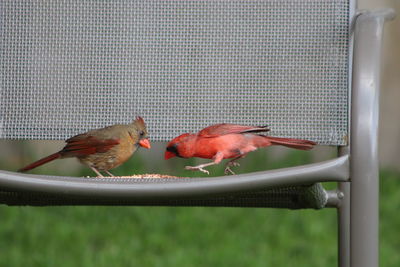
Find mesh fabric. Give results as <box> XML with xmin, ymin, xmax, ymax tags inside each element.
<box><xmin>0</xmin><ymin>0</ymin><xmax>350</xmax><ymax>145</ymax></box>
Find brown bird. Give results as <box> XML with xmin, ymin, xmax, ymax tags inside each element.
<box><xmin>165</xmin><ymin>123</ymin><xmax>316</xmax><ymax>175</ymax></box>
<box><xmin>19</xmin><ymin>116</ymin><xmax>151</xmax><ymax>177</ymax></box>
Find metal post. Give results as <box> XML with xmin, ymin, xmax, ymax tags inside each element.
<box><xmin>336</xmin><ymin>146</ymin><xmax>350</xmax><ymax>267</ymax></box>
<box><xmin>350</xmin><ymin>9</ymin><xmax>395</xmax><ymax>267</ymax></box>
<box><xmin>338</xmin><ymin>181</ymin><xmax>350</xmax><ymax>267</ymax></box>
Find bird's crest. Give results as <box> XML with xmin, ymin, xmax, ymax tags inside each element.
<box><xmin>134</xmin><ymin>116</ymin><xmax>146</xmax><ymax>127</ymax></box>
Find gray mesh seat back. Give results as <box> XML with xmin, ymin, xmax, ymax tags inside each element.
<box><xmin>0</xmin><ymin>0</ymin><xmax>351</xmax><ymax>145</ymax></box>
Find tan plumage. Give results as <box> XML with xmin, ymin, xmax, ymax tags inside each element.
<box><xmin>19</xmin><ymin>117</ymin><xmax>151</xmax><ymax>177</ymax></box>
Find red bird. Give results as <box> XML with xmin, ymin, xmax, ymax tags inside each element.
<box><xmin>19</xmin><ymin>116</ymin><xmax>151</xmax><ymax>177</ymax></box>
<box><xmin>165</xmin><ymin>123</ymin><xmax>316</xmax><ymax>175</ymax></box>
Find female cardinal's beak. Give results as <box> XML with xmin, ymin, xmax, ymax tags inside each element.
<box><xmin>139</xmin><ymin>139</ymin><xmax>151</xmax><ymax>149</ymax></box>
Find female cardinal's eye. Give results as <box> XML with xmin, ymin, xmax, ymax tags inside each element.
<box><xmin>139</xmin><ymin>131</ymin><xmax>144</xmax><ymax>137</ymax></box>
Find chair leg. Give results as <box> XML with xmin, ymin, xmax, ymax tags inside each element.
<box><xmin>350</xmin><ymin>168</ymin><xmax>379</xmax><ymax>267</ymax></box>
<box><xmin>338</xmin><ymin>182</ymin><xmax>350</xmax><ymax>267</ymax></box>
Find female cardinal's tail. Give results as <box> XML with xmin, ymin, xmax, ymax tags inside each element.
<box><xmin>18</xmin><ymin>152</ymin><xmax>61</xmax><ymax>172</ymax></box>
<box><xmin>266</xmin><ymin>136</ymin><xmax>316</xmax><ymax>150</ymax></box>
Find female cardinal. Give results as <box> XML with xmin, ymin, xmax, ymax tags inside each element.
<box><xmin>19</xmin><ymin>116</ymin><xmax>151</xmax><ymax>177</ymax></box>
<box><xmin>165</xmin><ymin>123</ymin><xmax>316</xmax><ymax>175</ymax></box>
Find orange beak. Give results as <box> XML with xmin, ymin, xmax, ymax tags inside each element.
<box><xmin>139</xmin><ymin>138</ymin><xmax>151</xmax><ymax>149</ymax></box>
<box><xmin>164</xmin><ymin>150</ymin><xmax>176</xmax><ymax>160</ymax></box>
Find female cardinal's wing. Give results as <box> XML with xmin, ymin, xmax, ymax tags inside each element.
<box><xmin>198</xmin><ymin>123</ymin><xmax>269</xmax><ymax>138</ymax></box>
<box><xmin>61</xmin><ymin>134</ymin><xmax>120</xmax><ymax>157</ymax></box>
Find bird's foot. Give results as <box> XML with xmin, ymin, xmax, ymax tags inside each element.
<box><xmin>224</xmin><ymin>166</ymin><xmax>235</xmax><ymax>175</ymax></box>
<box><xmin>228</xmin><ymin>161</ymin><xmax>240</xmax><ymax>167</ymax></box>
<box><xmin>224</xmin><ymin>161</ymin><xmax>240</xmax><ymax>175</ymax></box>
<box><xmin>90</xmin><ymin>167</ymin><xmax>104</xmax><ymax>178</ymax></box>
<box><xmin>104</xmin><ymin>170</ymin><xmax>115</xmax><ymax>177</ymax></box>
<box><xmin>185</xmin><ymin>165</ymin><xmax>210</xmax><ymax>175</ymax></box>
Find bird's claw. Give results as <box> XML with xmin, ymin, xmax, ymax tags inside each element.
<box><xmin>224</xmin><ymin>160</ymin><xmax>239</xmax><ymax>175</ymax></box>
<box><xmin>224</xmin><ymin>166</ymin><xmax>236</xmax><ymax>175</ymax></box>
<box><xmin>185</xmin><ymin>165</ymin><xmax>210</xmax><ymax>175</ymax></box>
<box><xmin>228</xmin><ymin>161</ymin><xmax>240</xmax><ymax>167</ymax></box>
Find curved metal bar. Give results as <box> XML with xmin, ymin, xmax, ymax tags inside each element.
<box><xmin>350</xmin><ymin>8</ymin><xmax>396</xmax><ymax>267</ymax></box>
<box><xmin>0</xmin><ymin>155</ymin><xmax>348</xmax><ymax>199</ymax></box>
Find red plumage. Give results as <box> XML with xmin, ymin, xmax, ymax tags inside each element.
<box><xmin>165</xmin><ymin>123</ymin><xmax>316</xmax><ymax>175</ymax></box>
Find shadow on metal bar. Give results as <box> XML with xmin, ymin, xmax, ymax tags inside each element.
<box><xmin>0</xmin><ymin>183</ymin><xmax>330</xmax><ymax>208</ymax></box>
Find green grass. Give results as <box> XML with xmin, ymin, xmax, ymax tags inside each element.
<box><xmin>1</xmin><ymin>148</ymin><xmax>400</xmax><ymax>266</ymax></box>
<box><xmin>0</xmin><ymin>206</ymin><xmax>339</xmax><ymax>267</ymax></box>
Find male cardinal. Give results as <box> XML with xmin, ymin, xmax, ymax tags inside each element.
<box><xmin>19</xmin><ymin>116</ymin><xmax>151</xmax><ymax>177</ymax></box>
<box><xmin>165</xmin><ymin>123</ymin><xmax>316</xmax><ymax>175</ymax></box>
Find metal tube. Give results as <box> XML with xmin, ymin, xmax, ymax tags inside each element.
<box><xmin>0</xmin><ymin>155</ymin><xmax>349</xmax><ymax>199</ymax></box>
<box><xmin>338</xmin><ymin>147</ymin><xmax>350</xmax><ymax>267</ymax></box>
<box><xmin>325</xmin><ymin>190</ymin><xmax>342</xmax><ymax>208</ymax></box>
<box><xmin>350</xmin><ymin>9</ymin><xmax>395</xmax><ymax>267</ymax></box>
<box><xmin>338</xmin><ymin>182</ymin><xmax>350</xmax><ymax>267</ymax></box>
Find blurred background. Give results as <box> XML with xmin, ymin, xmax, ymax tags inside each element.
<box><xmin>1</xmin><ymin>0</ymin><xmax>400</xmax><ymax>266</ymax></box>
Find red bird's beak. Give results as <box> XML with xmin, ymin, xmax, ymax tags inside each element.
<box><xmin>164</xmin><ymin>150</ymin><xmax>176</xmax><ymax>160</ymax></box>
<box><xmin>139</xmin><ymin>139</ymin><xmax>151</xmax><ymax>149</ymax></box>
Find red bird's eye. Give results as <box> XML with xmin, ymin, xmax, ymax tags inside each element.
<box><xmin>166</xmin><ymin>144</ymin><xmax>179</xmax><ymax>156</ymax></box>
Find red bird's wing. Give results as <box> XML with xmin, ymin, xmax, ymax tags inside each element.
<box><xmin>62</xmin><ymin>134</ymin><xmax>120</xmax><ymax>157</ymax></box>
<box><xmin>198</xmin><ymin>123</ymin><xmax>269</xmax><ymax>138</ymax></box>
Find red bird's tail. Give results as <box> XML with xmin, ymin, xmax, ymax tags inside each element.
<box><xmin>266</xmin><ymin>136</ymin><xmax>316</xmax><ymax>150</ymax></box>
<box><xmin>18</xmin><ymin>152</ymin><xmax>61</xmax><ymax>172</ymax></box>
